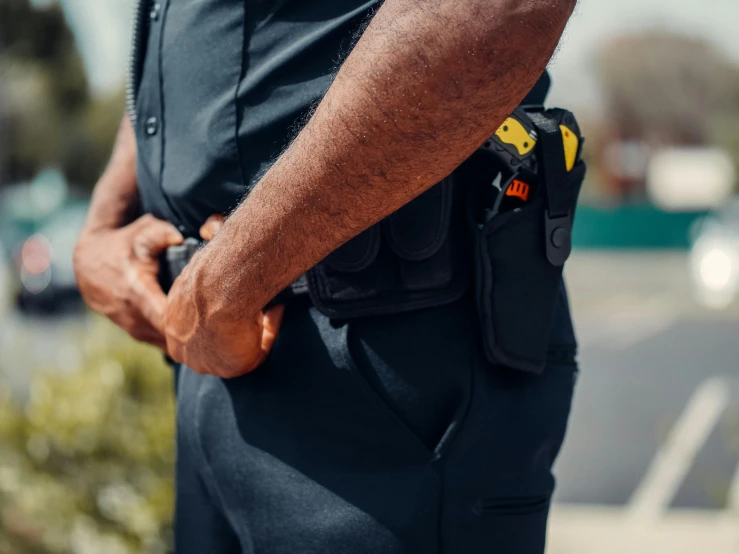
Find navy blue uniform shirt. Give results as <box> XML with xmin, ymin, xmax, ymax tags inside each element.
<box><xmin>129</xmin><ymin>0</ymin><xmax>550</xmax><ymax>235</ymax></box>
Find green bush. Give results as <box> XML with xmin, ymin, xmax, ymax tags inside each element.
<box><xmin>0</xmin><ymin>319</ymin><xmax>175</xmax><ymax>554</ymax></box>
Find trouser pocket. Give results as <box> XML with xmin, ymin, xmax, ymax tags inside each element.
<box><xmin>439</xmin><ymin>357</ymin><xmax>578</xmax><ymax>554</ymax></box>
<box><xmin>458</xmin><ymin>496</ymin><xmax>551</xmax><ymax>554</ymax></box>
<box><xmin>344</xmin><ymin>297</ymin><xmax>477</xmax><ymax>454</ymax></box>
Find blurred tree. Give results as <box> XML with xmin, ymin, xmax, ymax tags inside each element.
<box><xmin>69</xmin><ymin>88</ymin><xmax>127</xmax><ymax>189</ymax></box>
<box><xmin>594</xmin><ymin>32</ymin><xmax>739</xmax><ymax>200</ymax></box>
<box><xmin>597</xmin><ymin>32</ymin><xmax>739</xmax><ymax>147</ymax></box>
<box><xmin>0</xmin><ymin>0</ymin><xmax>124</xmax><ymax>191</ymax></box>
<box><xmin>0</xmin><ymin>320</ymin><xmax>174</xmax><ymax>554</ymax></box>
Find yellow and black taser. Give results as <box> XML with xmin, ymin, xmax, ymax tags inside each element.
<box><xmin>480</xmin><ymin>106</ymin><xmax>583</xmax><ymax>218</ymax></box>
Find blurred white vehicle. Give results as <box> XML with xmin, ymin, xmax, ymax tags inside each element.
<box><xmin>689</xmin><ymin>198</ymin><xmax>739</xmax><ymax>309</ymax></box>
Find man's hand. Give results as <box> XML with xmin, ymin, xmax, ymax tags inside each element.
<box><xmin>74</xmin><ymin>214</ymin><xmax>183</xmax><ymax>349</ymax></box>
<box><xmin>164</xmin><ymin>215</ymin><xmax>285</xmax><ymax>377</ymax></box>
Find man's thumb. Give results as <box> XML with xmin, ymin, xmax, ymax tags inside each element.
<box><xmin>133</xmin><ymin>218</ymin><xmax>184</xmax><ymax>259</ymax></box>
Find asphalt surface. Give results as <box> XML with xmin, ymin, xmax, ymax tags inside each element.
<box><xmin>555</xmin><ymin>251</ymin><xmax>739</xmax><ymax>512</ymax></box>
<box><xmin>2</xmin><ymin>250</ymin><xmax>739</xmax><ymax>512</ymax></box>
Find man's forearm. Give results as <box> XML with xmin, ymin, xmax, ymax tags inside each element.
<box><xmin>83</xmin><ymin>116</ymin><xmax>140</xmax><ymax>233</ymax></box>
<box><xmin>194</xmin><ymin>0</ymin><xmax>575</xmax><ymax>318</ymax></box>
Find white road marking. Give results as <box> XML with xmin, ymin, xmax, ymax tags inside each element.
<box><xmin>628</xmin><ymin>377</ymin><xmax>731</xmax><ymax>520</ymax></box>
<box><xmin>726</xmin><ymin>459</ymin><xmax>739</xmax><ymax>513</ymax></box>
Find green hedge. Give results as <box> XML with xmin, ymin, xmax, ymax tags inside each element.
<box><xmin>0</xmin><ymin>319</ymin><xmax>175</xmax><ymax>554</ymax></box>
<box><xmin>572</xmin><ymin>204</ymin><xmax>706</xmax><ymax>250</ymax></box>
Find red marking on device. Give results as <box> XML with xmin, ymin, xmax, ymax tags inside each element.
<box><xmin>505</xmin><ymin>180</ymin><xmax>530</xmax><ymax>202</ymax></box>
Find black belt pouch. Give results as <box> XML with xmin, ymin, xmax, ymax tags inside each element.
<box><xmin>307</xmin><ymin>177</ymin><xmax>470</xmax><ymax>318</ymax></box>
<box><xmin>475</xmin><ymin>115</ymin><xmax>586</xmax><ymax>374</ymax></box>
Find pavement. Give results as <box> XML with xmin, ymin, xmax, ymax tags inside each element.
<box><xmin>550</xmin><ymin>251</ymin><xmax>739</xmax><ymax>553</ymax></box>
<box><xmin>0</xmin><ymin>257</ymin><xmax>92</xmax><ymax>396</ymax></box>
<box><xmin>2</xmin><ymin>250</ymin><xmax>739</xmax><ymax>551</ymax></box>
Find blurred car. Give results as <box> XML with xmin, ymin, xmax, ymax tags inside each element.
<box><xmin>689</xmin><ymin>198</ymin><xmax>739</xmax><ymax>309</ymax></box>
<box><xmin>13</xmin><ymin>202</ymin><xmax>88</xmax><ymax>314</ymax></box>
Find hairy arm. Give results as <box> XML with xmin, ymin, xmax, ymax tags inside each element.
<box><xmin>165</xmin><ymin>0</ymin><xmax>576</xmax><ymax>373</ymax></box>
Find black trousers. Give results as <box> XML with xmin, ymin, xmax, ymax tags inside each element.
<box><xmin>173</xmin><ymin>287</ymin><xmax>578</xmax><ymax>554</ymax></box>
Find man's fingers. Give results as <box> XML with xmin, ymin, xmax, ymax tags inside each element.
<box><xmin>260</xmin><ymin>304</ymin><xmax>285</xmax><ymax>353</ymax></box>
<box><xmin>133</xmin><ymin>270</ymin><xmax>168</xmax><ymax>330</ymax></box>
<box><xmin>199</xmin><ymin>214</ymin><xmax>225</xmax><ymax>241</ymax></box>
<box><xmin>133</xmin><ymin>218</ymin><xmax>184</xmax><ymax>260</ymax></box>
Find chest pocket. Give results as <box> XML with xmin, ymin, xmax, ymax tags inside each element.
<box><xmin>307</xmin><ymin>178</ymin><xmax>471</xmax><ymax>318</ymax></box>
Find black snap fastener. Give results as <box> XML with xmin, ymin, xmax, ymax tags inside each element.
<box><xmin>145</xmin><ymin>117</ymin><xmax>158</xmax><ymax>136</ymax></box>
<box><xmin>551</xmin><ymin>226</ymin><xmax>569</xmax><ymax>248</ymax></box>
<box><xmin>150</xmin><ymin>3</ymin><xmax>161</xmax><ymax>20</ymax></box>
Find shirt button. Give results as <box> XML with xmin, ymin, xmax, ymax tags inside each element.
<box><xmin>150</xmin><ymin>3</ymin><xmax>161</xmax><ymax>21</ymax></box>
<box><xmin>145</xmin><ymin>117</ymin><xmax>159</xmax><ymax>136</ymax></box>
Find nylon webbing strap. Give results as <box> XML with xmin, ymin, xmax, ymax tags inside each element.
<box><xmin>528</xmin><ymin>111</ymin><xmax>570</xmax><ymax>218</ymax></box>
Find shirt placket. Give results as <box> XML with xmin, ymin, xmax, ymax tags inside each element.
<box><xmin>136</xmin><ymin>0</ymin><xmax>168</xmax><ymax>194</ymax></box>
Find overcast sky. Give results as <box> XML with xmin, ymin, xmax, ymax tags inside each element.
<box><xmin>547</xmin><ymin>0</ymin><xmax>739</xmax><ymax>110</ymax></box>
<box><xmin>60</xmin><ymin>0</ymin><xmax>739</xmax><ymax>108</ymax></box>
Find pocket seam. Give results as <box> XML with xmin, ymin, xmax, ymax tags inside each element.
<box><xmin>340</xmin><ymin>326</ymin><xmax>436</xmax><ymax>462</ymax></box>
<box><xmin>473</xmin><ymin>494</ymin><xmax>551</xmax><ymax>517</ymax></box>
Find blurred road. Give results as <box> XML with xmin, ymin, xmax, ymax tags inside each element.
<box><xmin>550</xmin><ymin>251</ymin><xmax>739</xmax><ymax>553</ymax></box>
<box><xmin>557</xmin><ymin>251</ymin><xmax>739</xmax><ymax>511</ymax></box>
